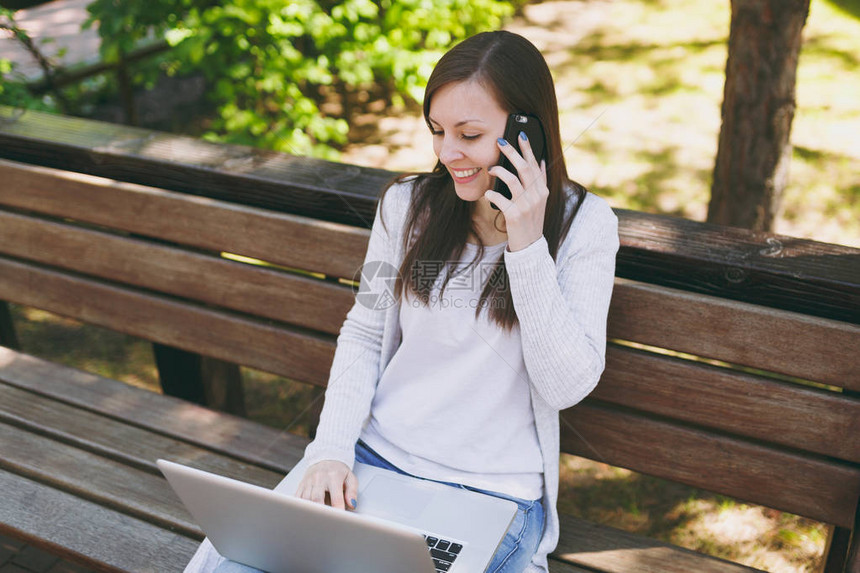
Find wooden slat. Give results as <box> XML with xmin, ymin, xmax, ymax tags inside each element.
<box><xmin>0</xmin><ymin>381</ymin><xmax>283</xmax><ymax>487</ymax></box>
<box><xmin>0</xmin><ymin>208</ymin><xmax>354</xmax><ymax>335</ymax></box>
<box><xmin>594</xmin><ymin>345</ymin><xmax>860</xmax><ymax>462</ymax></box>
<box><xmin>615</xmin><ymin>208</ymin><xmax>860</xmax><ymax>324</ymax></box>
<box><xmin>552</xmin><ymin>514</ymin><xmax>763</xmax><ymax>573</ymax></box>
<box><xmin>0</xmin><ymin>158</ymin><xmax>370</xmax><ymax>280</ymax></box>
<box><xmin>609</xmin><ymin>279</ymin><xmax>860</xmax><ymax>389</ymax></box>
<box><xmin>560</xmin><ymin>402</ymin><xmax>860</xmax><ymax>528</ymax></box>
<box><xmin>0</xmin><ymin>421</ymin><xmax>203</xmax><ymax>539</ymax></box>
<box><xmin>0</xmin><ymin>255</ymin><xmax>337</xmax><ymax>388</ymax></box>
<box><xmin>0</xmin><ymin>108</ymin><xmax>391</xmax><ymax>226</ymax></box>
<box><xmin>0</xmin><ymin>397</ymin><xmax>281</xmax><ymax>540</ymax></box>
<box><xmin>548</xmin><ymin>558</ymin><xmax>597</xmax><ymax>573</ymax></box>
<box><xmin>0</xmin><ymin>346</ymin><xmax>307</xmax><ymax>473</ymax></box>
<box><xmin>0</xmin><ymin>470</ymin><xmax>198</xmax><ymax>573</ymax></box>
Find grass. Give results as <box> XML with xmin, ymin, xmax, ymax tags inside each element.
<box><xmin>12</xmin><ymin>307</ymin><xmax>160</xmax><ymax>391</ymax></box>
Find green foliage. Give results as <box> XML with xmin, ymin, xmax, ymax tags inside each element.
<box><xmin>0</xmin><ymin>7</ymin><xmax>59</xmax><ymax>111</ymax></box>
<box><xmin>85</xmin><ymin>0</ymin><xmax>515</xmax><ymax>157</ymax></box>
<box><xmin>825</xmin><ymin>0</ymin><xmax>860</xmax><ymax>20</ymax></box>
<box><xmin>0</xmin><ymin>57</ymin><xmax>34</xmax><ymax>108</ymax></box>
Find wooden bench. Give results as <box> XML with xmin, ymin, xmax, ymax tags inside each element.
<box><xmin>0</xmin><ymin>108</ymin><xmax>858</xmax><ymax>573</ymax></box>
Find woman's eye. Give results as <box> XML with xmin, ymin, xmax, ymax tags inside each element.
<box><xmin>427</xmin><ymin>128</ymin><xmax>479</xmax><ymax>140</ymax></box>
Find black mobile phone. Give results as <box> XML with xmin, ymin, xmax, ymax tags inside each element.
<box><xmin>491</xmin><ymin>113</ymin><xmax>547</xmax><ymax>209</ymax></box>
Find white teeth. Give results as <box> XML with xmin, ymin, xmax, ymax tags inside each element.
<box><xmin>452</xmin><ymin>168</ymin><xmax>480</xmax><ymax>178</ymax></box>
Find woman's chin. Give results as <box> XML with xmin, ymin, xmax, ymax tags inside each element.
<box><xmin>453</xmin><ymin>180</ymin><xmax>491</xmax><ymax>203</ymax></box>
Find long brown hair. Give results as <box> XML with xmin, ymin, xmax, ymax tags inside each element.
<box><xmin>382</xmin><ymin>30</ymin><xmax>586</xmax><ymax>330</ymax></box>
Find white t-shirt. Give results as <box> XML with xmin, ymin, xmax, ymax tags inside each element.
<box><xmin>360</xmin><ymin>240</ymin><xmax>544</xmax><ymax>500</ymax></box>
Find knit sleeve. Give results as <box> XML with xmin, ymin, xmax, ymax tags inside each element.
<box><xmin>503</xmin><ymin>194</ymin><xmax>619</xmax><ymax>411</ymax></box>
<box><xmin>302</xmin><ymin>182</ymin><xmax>410</xmax><ymax>468</ymax></box>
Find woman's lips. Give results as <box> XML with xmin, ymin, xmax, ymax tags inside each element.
<box><xmin>450</xmin><ymin>167</ymin><xmax>481</xmax><ymax>184</ymax></box>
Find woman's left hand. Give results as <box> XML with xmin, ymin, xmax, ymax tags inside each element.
<box><xmin>485</xmin><ymin>131</ymin><xmax>548</xmax><ymax>252</ymax></box>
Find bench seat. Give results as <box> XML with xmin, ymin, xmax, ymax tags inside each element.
<box><xmin>1</xmin><ymin>346</ymin><xmax>772</xmax><ymax>573</ymax></box>
<box><xmin>552</xmin><ymin>515</ymin><xmax>763</xmax><ymax>572</ymax></box>
<box><xmin>0</xmin><ymin>346</ymin><xmax>299</xmax><ymax>571</ymax></box>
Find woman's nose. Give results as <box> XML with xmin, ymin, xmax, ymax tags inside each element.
<box><xmin>437</xmin><ymin>137</ymin><xmax>464</xmax><ymax>164</ymax></box>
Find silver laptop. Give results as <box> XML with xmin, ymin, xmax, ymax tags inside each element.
<box><xmin>158</xmin><ymin>458</ymin><xmax>517</xmax><ymax>573</ymax></box>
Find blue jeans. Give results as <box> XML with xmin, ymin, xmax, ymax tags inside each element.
<box><xmin>214</xmin><ymin>441</ymin><xmax>545</xmax><ymax>573</ymax></box>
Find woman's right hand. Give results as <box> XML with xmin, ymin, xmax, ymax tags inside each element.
<box><xmin>295</xmin><ymin>460</ymin><xmax>358</xmax><ymax>511</ymax></box>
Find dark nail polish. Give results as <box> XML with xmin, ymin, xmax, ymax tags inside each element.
<box><xmin>351</xmin><ymin>498</ymin><xmax>358</xmax><ymax>508</ymax></box>
<box><xmin>519</xmin><ymin>131</ymin><xmax>528</xmax><ymax>141</ymax></box>
<box><xmin>497</xmin><ymin>138</ymin><xmax>507</xmax><ymax>146</ymax></box>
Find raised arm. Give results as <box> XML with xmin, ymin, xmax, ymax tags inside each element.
<box><xmin>504</xmin><ymin>194</ymin><xmax>619</xmax><ymax>410</ymax></box>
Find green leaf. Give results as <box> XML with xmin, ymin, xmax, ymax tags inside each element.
<box><xmin>165</xmin><ymin>27</ymin><xmax>194</xmax><ymax>46</ymax></box>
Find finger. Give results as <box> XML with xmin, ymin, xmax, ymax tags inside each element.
<box><xmin>529</xmin><ymin>159</ymin><xmax>548</xmax><ymax>196</ymax></box>
<box><xmin>516</xmin><ymin>131</ymin><xmax>546</xmax><ymax>190</ymax></box>
<box><xmin>296</xmin><ymin>481</ymin><xmax>308</xmax><ymax>499</ymax></box>
<box><xmin>309</xmin><ymin>483</ymin><xmax>327</xmax><ymax>505</ymax></box>
<box><xmin>296</xmin><ymin>475</ymin><xmax>316</xmax><ymax>499</ymax></box>
<box><xmin>329</xmin><ymin>478</ymin><xmax>346</xmax><ymax>510</ymax></box>
<box><xmin>496</xmin><ymin>137</ymin><xmax>527</xmax><ymax>172</ymax></box>
<box><xmin>517</xmin><ymin>131</ymin><xmax>537</xmax><ymax>167</ymax></box>
<box><xmin>484</xmin><ymin>189</ymin><xmax>513</xmax><ymax>212</ymax></box>
<box><xmin>489</xmin><ymin>165</ymin><xmax>522</xmax><ymax>199</ymax></box>
<box><xmin>344</xmin><ymin>471</ymin><xmax>359</xmax><ymax>510</ymax></box>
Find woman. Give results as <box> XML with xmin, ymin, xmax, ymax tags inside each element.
<box><xmin>190</xmin><ymin>29</ymin><xmax>618</xmax><ymax>573</ymax></box>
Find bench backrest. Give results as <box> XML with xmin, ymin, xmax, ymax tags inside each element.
<box><xmin>0</xmin><ymin>158</ymin><xmax>352</xmax><ymax>383</ymax></box>
<box><xmin>0</xmin><ymin>110</ymin><xmax>858</xmax><ymax>541</ymax></box>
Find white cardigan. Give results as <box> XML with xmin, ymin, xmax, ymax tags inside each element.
<box><xmin>184</xmin><ymin>180</ymin><xmax>619</xmax><ymax>573</ymax></box>
<box><xmin>305</xmin><ymin>180</ymin><xmax>619</xmax><ymax>572</ymax></box>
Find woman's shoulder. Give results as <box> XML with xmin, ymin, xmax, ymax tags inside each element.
<box><xmin>581</xmin><ymin>191</ymin><xmax>617</xmax><ymax>224</ymax></box>
<box><xmin>560</xmin><ymin>186</ymin><xmax>619</xmax><ymax>254</ymax></box>
<box><xmin>387</xmin><ymin>175</ymin><xmax>418</xmax><ymax>196</ymax></box>
<box><xmin>563</xmin><ymin>184</ymin><xmax>617</xmax><ymax>227</ymax></box>
<box><xmin>379</xmin><ymin>176</ymin><xmax>418</xmax><ymax>214</ymax></box>
<box><xmin>374</xmin><ymin>176</ymin><xmax>419</xmax><ymax>238</ymax></box>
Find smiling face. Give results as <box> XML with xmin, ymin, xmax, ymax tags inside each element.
<box><xmin>427</xmin><ymin>80</ymin><xmax>510</xmax><ymax>203</ymax></box>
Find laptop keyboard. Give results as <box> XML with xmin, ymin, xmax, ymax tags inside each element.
<box><xmin>424</xmin><ymin>535</ymin><xmax>463</xmax><ymax>572</ymax></box>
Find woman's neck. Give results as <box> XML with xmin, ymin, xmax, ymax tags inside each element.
<box><xmin>469</xmin><ymin>197</ymin><xmax>508</xmax><ymax>246</ymax></box>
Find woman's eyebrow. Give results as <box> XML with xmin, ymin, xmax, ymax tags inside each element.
<box><xmin>427</xmin><ymin>117</ymin><xmax>486</xmax><ymax>128</ymax></box>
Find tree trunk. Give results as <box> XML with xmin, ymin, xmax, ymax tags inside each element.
<box><xmin>708</xmin><ymin>0</ymin><xmax>810</xmax><ymax>231</ymax></box>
